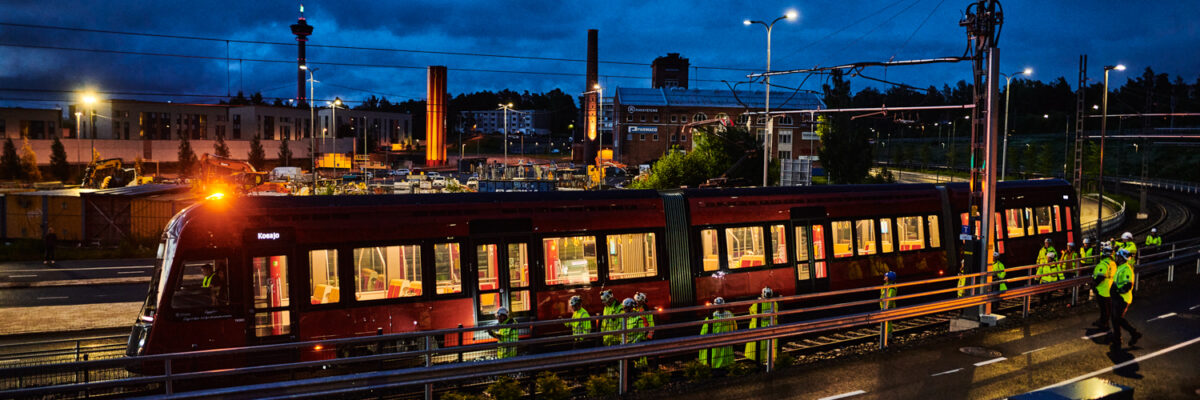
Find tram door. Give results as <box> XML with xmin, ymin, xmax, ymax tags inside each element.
<box><xmin>792</xmin><ymin>219</ymin><xmax>830</xmax><ymax>294</ymax></box>
<box><xmin>474</xmin><ymin>238</ymin><xmax>534</xmax><ymax>325</ymax></box>
<box><xmin>247</xmin><ymin>252</ymin><xmax>297</xmax><ymax>345</ymax></box>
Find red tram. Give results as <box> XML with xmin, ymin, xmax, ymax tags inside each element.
<box><xmin>126</xmin><ymin>180</ymin><xmax>1078</xmax><ymax>359</ymax></box>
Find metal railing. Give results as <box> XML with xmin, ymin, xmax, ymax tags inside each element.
<box><xmin>1081</xmin><ymin>194</ymin><xmax>1126</xmax><ymax>237</ymax></box>
<box><xmin>3</xmin><ymin>239</ymin><xmax>1199</xmax><ymax>399</ymax></box>
<box><xmin>1105</xmin><ymin>175</ymin><xmax>1200</xmax><ymax>194</ymax></box>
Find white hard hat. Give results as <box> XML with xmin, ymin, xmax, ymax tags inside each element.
<box><xmin>1083</xmin><ymin>238</ymin><xmax>1092</xmax><ymax>245</ymax></box>
<box><xmin>761</xmin><ymin>287</ymin><xmax>774</xmax><ymax>298</ymax></box>
<box><xmin>621</xmin><ymin>298</ymin><xmax>637</xmax><ymax>309</ymax></box>
<box><xmin>713</xmin><ymin>297</ymin><xmax>725</xmax><ymax>305</ymax></box>
<box><xmin>1068</xmin><ymin>242</ymin><xmax>1076</xmax><ymax>247</ymax></box>
<box><xmin>495</xmin><ymin>307</ymin><xmax>509</xmax><ymax>317</ymax></box>
<box><xmin>1151</xmin><ymin>228</ymin><xmax>1158</xmax><ymax>233</ymax></box>
<box><xmin>1121</xmin><ymin>232</ymin><xmax>1133</xmax><ymax>240</ymax></box>
<box><xmin>634</xmin><ymin>292</ymin><xmax>647</xmax><ymax>303</ymax></box>
<box><xmin>993</xmin><ymin>251</ymin><xmax>1000</xmax><ymax>257</ymax></box>
<box><xmin>1044</xmin><ymin>238</ymin><xmax>1052</xmax><ymax>243</ymax></box>
<box><xmin>600</xmin><ymin>290</ymin><xmax>613</xmax><ymax>303</ymax></box>
<box><xmin>569</xmin><ymin>295</ymin><xmax>582</xmax><ymax>307</ymax></box>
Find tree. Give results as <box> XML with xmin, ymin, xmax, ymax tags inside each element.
<box><xmin>1034</xmin><ymin>142</ymin><xmax>1055</xmax><ymax>176</ymax></box>
<box><xmin>213</xmin><ymin>132</ymin><xmax>231</xmax><ymax>158</ymax></box>
<box><xmin>918</xmin><ymin>144</ymin><xmax>931</xmax><ymax>171</ymax></box>
<box><xmin>177</xmin><ymin>132</ymin><xmax>197</xmax><ymax>178</ymax></box>
<box><xmin>818</xmin><ymin>70</ymin><xmax>874</xmax><ymax>184</ymax></box>
<box><xmin>278</xmin><ymin>134</ymin><xmax>292</xmax><ymax>167</ymax></box>
<box><xmin>628</xmin><ymin>127</ymin><xmax>763</xmax><ymax>189</ymax></box>
<box><xmin>19</xmin><ymin>138</ymin><xmax>40</xmax><ymax>182</ymax></box>
<box><xmin>0</xmin><ymin>139</ymin><xmax>18</xmax><ymax>179</ymax></box>
<box><xmin>248</xmin><ymin>135</ymin><xmax>266</xmax><ymax>170</ymax></box>
<box><xmin>50</xmin><ymin>136</ymin><xmax>70</xmax><ymax>182</ymax></box>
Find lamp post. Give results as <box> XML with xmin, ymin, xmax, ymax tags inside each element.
<box><xmin>80</xmin><ymin>93</ymin><xmax>98</xmax><ymax>164</ymax></box>
<box><xmin>1000</xmin><ymin>67</ymin><xmax>1032</xmax><ymax>181</ymax></box>
<box><xmin>1097</xmin><ymin>64</ymin><xmax>1125</xmax><ymax>233</ymax></box>
<box><xmin>745</xmin><ymin>10</ymin><xmax>797</xmax><ymax>187</ymax></box>
<box><xmin>499</xmin><ymin>103</ymin><xmax>515</xmax><ymax>166</ymax></box>
<box><xmin>300</xmin><ymin>64</ymin><xmax>317</xmax><ymax>190</ymax></box>
<box><xmin>73</xmin><ymin>111</ymin><xmax>82</xmax><ymax>167</ymax></box>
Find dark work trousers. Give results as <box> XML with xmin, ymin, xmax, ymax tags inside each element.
<box><xmin>1092</xmin><ymin>288</ymin><xmax>1111</xmax><ymax>329</ymax></box>
<box><xmin>1110</xmin><ymin>296</ymin><xmax>1138</xmax><ymax>342</ymax></box>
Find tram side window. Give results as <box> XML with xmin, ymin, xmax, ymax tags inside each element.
<box><xmin>1005</xmin><ymin>209</ymin><xmax>1026</xmax><ymax>238</ymax></box>
<box><xmin>1052</xmin><ymin>205</ymin><xmax>1062</xmax><ymax>232</ymax></box>
<box><xmin>544</xmin><ymin>236</ymin><xmax>598</xmax><ymax>285</ymax></box>
<box><xmin>770</xmin><ymin>225</ymin><xmax>788</xmax><ymax>265</ymax></box>
<box><xmin>726</xmin><ymin>226</ymin><xmax>765</xmax><ymax>268</ymax></box>
<box><xmin>607</xmin><ymin>233</ymin><xmax>658</xmax><ymax>280</ymax></box>
<box><xmin>927</xmin><ymin>215</ymin><xmax>941</xmax><ymax>248</ymax></box>
<box><xmin>434</xmin><ymin>243</ymin><xmax>463</xmax><ymax>295</ymax></box>
<box><xmin>354</xmin><ymin>244</ymin><xmax>422</xmax><ymax>301</ymax></box>
<box><xmin>831</xmin><ymin>221</ymin><xmax>853</xmax><ymax>258</ymax></box>
<box><xmin>855</xmin><ymin>220</ymin><xmax>876</xmax><ymax>256</ymax></box>
<box><xmin>309</xmin><ymin>249</ymin><xmax>339</xmax><ymax>304</ymax></box>
<box><xmin>883</xmin><ymin>218</ymin><xmax>892</xmax><ymax>252</ymax></box>
<box><xmin>700</xmin><ymin>229</ymin><xmax>720</xmax><ymax>272</ymax></box>
<box><xmin>1035</xmin><ymin>207</ymin><xmax>1053</xmax><ymax>234</ymax></box>
<box><xmin>897</xmin><ymin>216</ymin><xmax>925</xmax><ymax>251</ymax></box>
<box><xmin>172</xmin><ymin>259</ymin><xmax>230</xmax><ymax>310</ymax></box>
<box><xmin>796</xmin><ymin>224</ymin><xmax>828</xmax><ymax>279</ymax></box>
<box><xmin>1064</xmin><ymin>206</ymin><xmax>1075</xmax><ymax>243</ymax></box>
<box><xmin>1024</xmin><ymin>208</ymin><xmax>1036</xmax><ymax>236</ymax></box>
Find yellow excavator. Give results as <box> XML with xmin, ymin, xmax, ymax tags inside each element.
<box><xmin>195</xmin><ymin>154</ymin><xmax>287</xmax><ymax>195</ymax></box>
<box><xmin>81</xmin><ymin>158</ymin><xmax>153</xmax><ymax>188</ymax></box>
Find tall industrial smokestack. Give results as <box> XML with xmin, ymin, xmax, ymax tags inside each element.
<box><xmin>426</xmin><ymin>66</ymin><xmax>448</xmax><ymax>166</ymax></box>
<box><xmin>290</xmin><ymin>4</ymin><xmax>314</xmax><ymax>104</ymax></box>
<box><xmin>584</xmin><ymin>29</ymin><xmax>599</xmax><ymax>164</ymax></box>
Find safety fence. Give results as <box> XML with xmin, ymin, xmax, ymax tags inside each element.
<box><xmin>2</xmin><ymin>239</ymin><xmax>1199</xmax><ymax>399</ymax></box>
<box><xmin>1080</xmin><ymin>194</ymin><xmax>1126</xmax><ymax>237</ymax></box>
<box><xmin>0</xmin><ymin>334</ymin><xmax>128</xmax><ymax>369</ymax></box>
<box><xmin>1105</xmin><ymin>175</ymin><xmax>1200</xmax><ymax>195</ymax></box>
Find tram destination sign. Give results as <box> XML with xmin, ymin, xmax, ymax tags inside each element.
<box><xmin>244</xmin><ymin>228</ymin><xmax>294</xmax><ymax>244</ymax></box>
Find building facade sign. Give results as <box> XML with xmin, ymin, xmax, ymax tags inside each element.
<box><xmin>626</xmin><ymin>106</ymin><xmax>659</xmax><ymax>113</ymax></box>
<box><xmin>628</xmin><ymin>126</ymin><xmax>658</xmax><ymax>133</ymax></box>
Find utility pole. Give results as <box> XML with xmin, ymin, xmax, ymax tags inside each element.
<box><xmin>959</xmin><ymin>0</ymin><xmax>1002</xmax><ymax>318</ymax></box>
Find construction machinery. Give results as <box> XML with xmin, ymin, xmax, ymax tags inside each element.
<box><xmin>195</xmin><ymin>154</ymin><xmax>286</xmax><ymax>195</ymax></box>
<box><xmin>81</xmin><ymin>158</ymin><xmax>153</xmax><ymax>189</ymax></box>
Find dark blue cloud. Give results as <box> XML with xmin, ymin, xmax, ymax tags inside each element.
<box><xmin>0</xmin><ymin>0</ymin><xmax>1197</xmax><ymax>108</ymax></box>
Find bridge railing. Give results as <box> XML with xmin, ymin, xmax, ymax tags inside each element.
<box><xmin>2</xmin><ymin>239</ymin><xmax>1199</xmax><ymax>399</ymax></box>
<box><xmin>1080</xmin><ymin>194</ymin><xmax>1126</xmax><ymax>237</ymax></box>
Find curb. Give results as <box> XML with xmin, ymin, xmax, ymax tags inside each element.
<box><xmin>0</xmin><ymin>276</ymin><xmax>151</xmax><ymax>289</ymax></box>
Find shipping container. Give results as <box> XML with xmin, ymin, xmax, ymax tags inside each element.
<box><xmin>82</xmin><ymin>184</ymin><xmax>190</xmax><ymax>244</ymax></box>
<box><xmin>131</xmin><ymin>191</ymin><xmax>198</xmax><ymax>241</ymax></box>
<box><xmin>5</xmin><ymin>189</ymin><xmax>96</xmax><ymax>241</ymax></box>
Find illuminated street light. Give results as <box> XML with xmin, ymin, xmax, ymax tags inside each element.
<box><xmin>302</xmin><ymin>64</ymin><xmax>318</xmax><ymax>190</ymax></box>
<box><xmin>499</xmin><ymin>103</ymin><xmax>516</xmax><ymax>165</ymax></box>
<box><xmin>80</xmin><ymin>91</ymin><xmax>99</xmax><ymax>162</ymax></box>
<box><xmin>745</xmin><ymin>10</ymin><xmax>797</xmax><ymax>187</ymax></box>
<box><xmin>1000</xmin><ymin>67</ymin><xmax>1033</xmax><ymax>181</ymax></box>
<box><xmin>1097</xmin><ymin>63</ymin><xmax>1126</xmax><ymax>233</ymax></box>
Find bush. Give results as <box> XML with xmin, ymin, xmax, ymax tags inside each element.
<box><xmin>535</xmin><ymin>371</ymin><xmax>571</xmax><ymax>400</ymax></box>
<box><xmin>726</xmin><ymin>361</ymin><xmax>756</xmax><ymax>377</ymax></box>
<box><xmin>632</xmin><ymin>368</ymin><xmax>669</xmax><ymax>392</ymax></box>
<box><xmin>485</xmin><ymin>376</ymin><xmax>524</xmax><ymax>400</ymax></box>
<box><xmin>441</xmin><ymin>391</ymin><xmax>482</xmax><ymax>400</ymax></box>
<box><xmin>775</xmin><ymin>352</ymin><xmax>795</xmax><ymax>369</ymax></box>
<box><xmin>682</xmin><ymin>360</ymin><xmax>712</xmax><ymax>382</ymax></box>
<box><xmin>583</xmin><ymin>374</ymin><xmax>617</xmax><ymax>398</ymax></box>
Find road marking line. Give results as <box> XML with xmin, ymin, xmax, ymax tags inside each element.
<box><xmin>1189</xmin><ymin>304</ymin><xmax>1200</xmax><ymax>311</ymax></box>
<box><xmin>931</xmin><ymin>368</ymin><xmax>962</xmax><ymax>376</ymax></box>
<box><xmin>1147</xmin><ymin>312</ymin><xmax>1177</xmax><ymax>322</ymax></box>
<box><xmin>818</xmin><ymin>390</ymin><xmax>866</xmax><ymax>400</ymax></box>
<box><xmin>974</xmin><ymin>357</ymin><xmax>1007</xmax><ymax>367</ymax></box>
<box><xmin>1082</xmin><ymin>332</ymin><xmax>1108</xmax><ymax>340</ymax></box>
<box><xmin>1037</xmin><ymin>335</ymin><xmax>1200</xmax><ymax>391</ymax></box>
<box><xmin>116</xmin><ymin>271</ymin><xmax>144</xmax><ymax>275</ymax></box>
<box><xmin>1021</xmin><ymin>347</ymin><xmax>1047</xmax><ymax>355</ymax></box>
<box><xmin>8</xmin><ymin>274</ymin><xmax>36</xmax><ymax>278</ymax></box>
<box><xmin>37</xmin><ymin>296</ymin><xmax>68</xmax><ymax>300</ymax></box>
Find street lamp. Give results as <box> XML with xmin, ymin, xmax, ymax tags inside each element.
<box><xmin>499</xmin><ymin>103</ymin><xmax>515</xmax><ymax>166</ymax></box>
<box><xmin>300</xmin><ymin>64</ymin><xmax>318</xmax><ymax>190</ymax></box>
<box><xmin>80</xmin><ymin>92</ymin><xmax>99</xmax><ymax>164</ymax></box>
<box><xmin>1097</xmin><ymin>63</ymin><xmax>1125</xmax><ymax>233</ymax></box>
<box><xmin>745</xmin><ymin>9</ymin><xmax>797</xmax><ymax>187</ymax></box>
<box><xmin>999</xmin><ymin>67</ymin><xmax>1032</xmax><ymax>181</ymax></box>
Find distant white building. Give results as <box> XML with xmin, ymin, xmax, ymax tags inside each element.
<box><xmin>0</xmin><ymin>107</ymin><xmax>62</xmax><ymax>139</ymax></box>
<box><xmin>458</xmin><ymin>109</ymin><xmax>549</xmax><ymax>136</ymax></box>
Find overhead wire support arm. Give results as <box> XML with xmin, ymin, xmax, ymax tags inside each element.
<box><xmin>745</xmin><ymin>57</ymin><xmax>969</xmax><ymax>79</ymax></box>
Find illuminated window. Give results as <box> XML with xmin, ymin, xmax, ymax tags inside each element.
<box><xmin>508</xmin><ymin>243</ymin><xmax>531</xmax><ymax>312</ymax></box>
<box><xmin>879</xmin><ymin>218</ymin><xmax>894</xmax><ymax>253</ymax></box>
<box><xmin>173</xmin><ymin>259</ymin><xmax>230</xmax><ymax>310</ymax></box>
<box><xmin>308</xmin><ymin>250</ymin><xmax>339</xmax><ymax>304</ymax></box>
<box><xmin>1053</xmin><ymin>205</ymin><xmax>1062</xmax><ymax>232</ymax></box>
<box><xmin>607</xmin><ymin>233</ymin><xmax>658</xmax><ymax>280</ymax></box>
<box><xmin>1035</xmin><ymin>207</ymin><xmax>1053</xmax><ymax>234</ymax></box>
<box><xmin>813</xmin><ymin>224</ymin><xmax>827</xmax><ymax>278</ymax></box>
<box><xmin>832</xmin><ymin>221</ymin><xmax>853</xmax><ymax>258</ymax></box>
<box><xmin>1005</xmin><ymin>209</ymin><xmax>1026</xmax><ymax>238</ymax></box>
<box><xmin>543</xmin><ymin>236</ymin><xmax>597</xmax><ymax>285</ymax></box>
<box><xmin>700</xmin><ymin>229</ymin><xmax>720</xmax><ymax>271</ymax></box>
<box><xmin>726</xmin><ymin>226</ymin><xmax>765</xmax><ymax>269</ymax></box>
<box><xmin>251</xmin><ymin>255</ymin><xmax>289</xmax><ymax>337</ymax></box>
<box><xmin>1025</xmin><ymin>208</ymin><xmax>1036</xmax><ymax>236</ymax></box>
<box><xmin>927</xmin><ymin>215</ymin><xmax>941</xmax><ymax>248</ymax></box>
<box><xmin>795</xmin><ymin>225</ymin><xmax>827</xmax><ymax>280</ymax></box>
<box><xmin>477</xmin><ymin>244</ymin><xmax>499</xmax><ymax>292</ymax></box>
<box><xmin>433</xmin><ymin>243</ymin><xmax>462</xmax><ymax>294</ymax></box>
<box><xmin>353</xmin><ymin>244</ymin><xmax>422</xmax><ymax>300</ymax></box>
<box><xmin>770</xmin><ymin>225</ymin><xmax>787</xmax><ymax>265</ymax></box>
<box><xmin>898</xmin><ymin>216</ymin><xmax>925</xmax><ymax>251</ymax></box>
<box><xmin>856</xmin><ymin>220</ymin><xmax>876</xmax><ymax>256</ymax></box>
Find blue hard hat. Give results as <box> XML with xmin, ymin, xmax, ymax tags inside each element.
<box><xmin>885</xmin><ymin>271</ymin><xmax>897</xmax><ymax>281</ymax></box>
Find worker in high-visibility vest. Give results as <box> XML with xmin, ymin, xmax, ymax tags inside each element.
<box><xmin>201</xmin><ymin>264</ymin><xmax>216</xmax><ymax>288</ymax></box>
<box><xmin>600</xmin><ymin>290</ymin><xmax>623</xmax><ymax>346</ymax></box>
<box><xmin>622</xmin><ymin>298</ymin><xmax>652</xmax><ymax>368</ymax></box>
<box><xmin>991</xmin><ymin>252</ymin><xmax>1007</xmax><ymax>293</ymax></box>
<box><xmin>564</xmin><ymin>295</ymin><xmax>592</xmax><ymax>346</ymax></box>
<box><xmin>1119</xmin><ymin>232</ymin><xmax>1138</xmax><ymax>265</ymax></box>
<box><xmin>699</xmin><ymin>297</ymin><xmax>736</xmax><ymax>369</ymax></box>
<box><xmin>1090</xmin><ymin>244</ymin><xmax>1115</xmax><ymax>330</ymax></box>
<box><xmin>1036</xmin><ymin>238</ymin><xmax>1057</xmax><ymax>266</ymax></box>
<box><xmin>1144</xmin><ymin>228</ymin><xmax>1162</xmax><ymax>247</ymax></box>
<box><xmin>1060</xmin><ymin>242</ymin><xmax>1078</xmax><ymax>280</ymax></box>
<box><xmin>1080</xmin><ymin>238</ymin><xmax>1097</xmax><ymax>267</ymax></box>
<box><xmin>633</xmin><ymin>292</ymin><xmax>655</xmax><ymax>340</ymax></box>
<box><xmin>1109</xmin><ymin>249</ymin><xmax>1142</xmax><ymax>348</ymax></box>
<box><xmin>880</xmin><ymin>271</ymin><xmax>898</xmax><ymax>337</ymax></box>
<box><xmin>745</xmin><ymin>287</ymin><xmax>778</xmax><ymax>363</ymax></box>
<box><xmin>1037</xmin><ymin>251</ymin><xmax>1059</xmax><ymax>284</ymax></box>
<box><xmin>487</xmin><ymin>307</ymin><xmax>518</xmax><ymax>359</ymax></box>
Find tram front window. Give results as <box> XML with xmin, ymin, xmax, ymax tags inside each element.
<box><xmin>172</xmin><ymin>259</ymin><xmax>230</xmax><ymax>314</ymax></box>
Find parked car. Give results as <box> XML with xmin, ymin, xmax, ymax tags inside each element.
<box><xmin>342</xmin><ymin>172</ymin><xmax>373</xmax><ymax>181</ymax></box>
<box><xmin>392</xmin><ymin>168</ymin><xmax>410</xmax><ymax>177</ymax></box>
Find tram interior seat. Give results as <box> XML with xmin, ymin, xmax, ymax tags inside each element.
<box><xmin>703</xmin><ymin>257</ymin><xmax>720</xmax><ymax>271</ymax></box>
<box><xmin>311</xmin><ymin>284</ymin><xmax>340</xmax><ymax>304</ymax></box>
<box><xmin>738</xmin><ymin>255</ymin><xmax>765</xmax><ymax>268</ymax></box>
<box><xmin>387</xmin><ymin>279</ymin><xmax>422</xmax><ymax>298</ymax></box>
